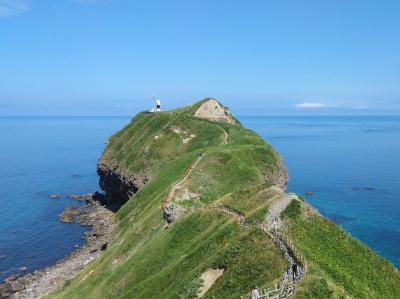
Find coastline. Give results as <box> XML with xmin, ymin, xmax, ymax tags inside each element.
<box><xmin>0</xmin><ymin>197</ymin><xmax>114</xmax><ymax>299</ymax></box>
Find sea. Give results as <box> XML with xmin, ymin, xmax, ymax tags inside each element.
<box><xmin>0</xmin><ymin>115</ymin><xmax>399</xmax><ymax>282</ymax></box>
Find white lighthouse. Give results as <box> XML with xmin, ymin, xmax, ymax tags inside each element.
<box><xmin>156</xmin><ymin>99</ymin><xmax>161</xmax><ymax>112</ymax></box>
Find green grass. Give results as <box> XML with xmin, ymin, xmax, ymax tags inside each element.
<box><xmin>182</xmin><ymin>147</ymin><xmax>277</xmax><ymax>204</ymax></box>
<box><xmin>49</xmin><ymin>210</ymin><xmax>286</xmax><ymax>299</ymax></box>
<box><xmin>285</xmin><ymin>202</ymin><xmax>400</xmax><ymax>299</ymax></box>
<box><xmin>281</xmin><ymin>199</ymin><xmax>301</xmax><ymax>220</ymax></box>
<box><xmin>217</xmin><ymin>184</ymin><xmax>280</xmax><ymax>224</ymax></box>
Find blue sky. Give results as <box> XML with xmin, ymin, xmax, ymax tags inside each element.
<box><xmin>0</xmin><ymin>0</ymin><xmax>399</xmax><ymax>116</ymax></box>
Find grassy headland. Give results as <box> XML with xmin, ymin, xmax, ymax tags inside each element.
<box><xmin>48</xmin><ymin>99</ymin><xmax>400</xmax><ymax>299</ymax></box>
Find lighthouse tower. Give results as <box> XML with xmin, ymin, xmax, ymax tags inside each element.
<box><xmin>156</xmin><ymin>99</ymin><xmax>161</xmax><ymax>112</ymax></box>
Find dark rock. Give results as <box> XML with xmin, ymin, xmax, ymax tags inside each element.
<box><xmin>10</xmin><ymin>280</ymin><xmax>24</xmax><ymax>292</ymax></box>
<box><xmin>305</xmin><ymin>191</ymin><xmax>314</xmax><ymax>196</ymax></box>
<box><xmin>100</xmin><ymin>243</ymin><xmax>108</xmax><ymax>251</ymax></box>
<box><xmin>163</xmin><ymin>203</ymin><xmax>186</xmax><ymax>223</ymax></box>
<box><xmin>92</xmin><ymin>191</ymin><xmax>106</xmax><ymax>202</ymax></box>
<box><xmin>365</xmin><ymin>187</ymin><xmax>375</xmax><ymax>191</ymax></box>
<box><xmin>97</xmin><ymin>162</ymin><xmax>143</xmax><ymax>209</ymax></box>
<box><xmin>49</xmin><ymin>194</ymin><xmax>61</xmax><ymax>199</ymax></box>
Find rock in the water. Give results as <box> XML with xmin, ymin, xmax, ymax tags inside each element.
<box><xmin>49</xmin><ymin>194</ymin><xmax>61</xmax><ymax>199</ymax></box>
<box><xmin>19</xmin><ymin>266</ymin><xmax>28</xmax><ymax>272</ymax></box>
<box><xmin>305</xmin><ymin>191</ymin><xmax>314</xmax><ymax>196</ymax></box>
<box><xmin>59</xmin><ymin>206</ymin><xmax>80</xmax><ymax>223</ymax></box>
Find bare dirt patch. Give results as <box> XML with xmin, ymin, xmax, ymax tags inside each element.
<box><xmin>194</xmin><ymin>99</ymin><xmax>235</xmax><ymax>124</ymax></box>
<box><xmin>198</xmin><ymin>268</ymin><xmax>224</xmax><ymax>297</ymax></box>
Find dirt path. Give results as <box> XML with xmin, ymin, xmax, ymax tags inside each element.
<box><xmin>211</xmin><ymin>195</ymin><xmax>306</xmax><ymax>299</ymax></box>
<box><xmin>164</xmin><ymin>154</ymin><xmax>204</xmax><ymax>206</ymax></box>
<box><xmin>265</xmin><ymin>193</ymin><xmax>297</xmax><ymax>229</ymax></box>
<box><xmin>220</xmin><ymin>126</ymin><xmax>229</xmax><ymax>145</ymax></box>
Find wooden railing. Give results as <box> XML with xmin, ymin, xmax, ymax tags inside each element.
<box><xmin>240</xmin><ymin>224</ymin><xmax>307</xmax><ymax>299</ymax></box>
<box><xmin>210</xmin><ymin>203</ymin><xmax>307</xmax><ymax>299</ymax></box>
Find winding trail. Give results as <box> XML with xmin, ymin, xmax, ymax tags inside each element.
<box><xmin>163</xmin><ymin>154</ymin><xmax>204</xmax><ymax>207</ymax></box>
<box><xmin>211</xmin><ymin>194</ymin><xmax>307</xmax><ymax>299</ymax></box>
<box><xmin>220</xmin><ymin>126</ymin><xmax>229</xmax><ymax>145</ymax></box>
<box><xmin>163</xmin><ymin>122</ymin><xmax>228</xmax><ymax>207</ymax></box>
<box><xmin>265</xmin><ymin>193</ymin><xmax>298</xmax><ymax>229</ymax></box>
<box><xmin>159</xmin><ymin>114</ymin><xmax>306</xmax><ymax>297</ymax></box>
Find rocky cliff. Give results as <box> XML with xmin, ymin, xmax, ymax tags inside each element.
<box><xmin>97</xmin><ymin>161</ymin><xmax>147</xmax><ymax>208</ymax></box>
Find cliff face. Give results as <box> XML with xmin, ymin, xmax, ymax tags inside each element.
<box><xmin>97</xmin><ymin>161</ymin><xmax>148</xmax><ymax>208</ymax></box>
<box><xmin>268</xmin><ymin>156</ymin><xmax>288</xmax><ymax>191</ymax></box>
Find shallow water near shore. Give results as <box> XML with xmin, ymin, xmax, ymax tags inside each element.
<box><xmin>0</xmin><ymin>116</ymin><xmax>130</xmax><ymax>282</ymax></box>
<box><xmin>1</xmin><ymin>115</ymin><xmax>399</xmax><ymax>283</ymax></box>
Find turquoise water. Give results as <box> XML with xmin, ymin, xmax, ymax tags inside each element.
<box><xmin>241</xmin><ymin>116</ymin><xmax>400</xmax><ymax>269</ymax></box>
<box><xmin>0</xmin><ymin>116</ymin><xmax>130</xmax><ymax>282</ymax></box>
<box><xmin>1</xmin><ymin>116</ymin><xmax>399</xmax><ymax>282</ymax></box>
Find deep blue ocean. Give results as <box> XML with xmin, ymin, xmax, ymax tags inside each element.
<box><xmin>0</xmin><ymin>115</ymin><xmax>399</xmax><ymax>282</ymax></box>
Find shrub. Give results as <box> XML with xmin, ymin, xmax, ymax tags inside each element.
<box><xmin>281</xmin><ymin>199</ymin><xmax>301</xmax><ymax>220</ymax></box>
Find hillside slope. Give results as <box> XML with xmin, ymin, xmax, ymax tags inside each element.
<box><xmin>48</xmin><ymin>99</ymin><xmax>400</xmax><ymax>299</ymax></box>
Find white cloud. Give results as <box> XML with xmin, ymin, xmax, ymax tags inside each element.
<box><xmin>294</xmin><ymin>102</ymin><xmax>332</xmax><ymax>109</ymax></box>
<box><xmin>0</xmin><ymin>0</ymin><xmax>28</xmax><ymax>17</ymax></box>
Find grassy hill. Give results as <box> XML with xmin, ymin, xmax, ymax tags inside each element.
<box><xmin>48</xmin><ymin>99</ymin><xmax>400</xmax><ymax>299</ymax></box>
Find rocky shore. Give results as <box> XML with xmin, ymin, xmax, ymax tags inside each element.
<box><xmin>0</xmin><ymin>195</ymin><xmax>115</xmax><ymax>299</ymax></box>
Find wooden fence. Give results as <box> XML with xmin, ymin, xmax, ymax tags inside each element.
<box><xmin>240</xmin><ymin>224</ymin><xmax>307</xmax><ymax>299</ymax></box>
<box><xmin>210</xmin><ymin>203</ymin><xmax>307</xmax><ymax>299</ymax></box>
